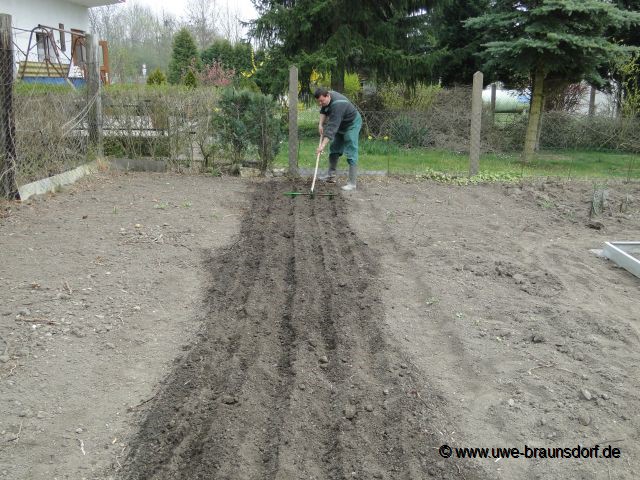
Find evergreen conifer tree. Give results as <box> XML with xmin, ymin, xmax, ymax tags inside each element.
<box><xmin>168</xmin><ymin>28</ymin><xmax>200</xmax><ymax>85</ymax></box>
<box><xmin>429</xmin><ymin>0</ymin><xmax>491</xmax><ymax>86</ymax></box>
<box><xmin>251</xmin><ymin>1</ymin><xmax>434</xmax><ymax>94</ymax></box>
<box><xmin>466</xmin><ymin>0</ymin><xmax>640</xmax><ymax>161</ymax></box>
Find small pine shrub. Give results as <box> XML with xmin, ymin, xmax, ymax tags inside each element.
<box><xmin>146</xmin><ymin>68</ymin><xmax>167</xmax><ymax>86</ymax></box>
<box><xmin>183</xmin><ymin>69</ymin><xmax>198</xmax><ymax>89</ymax></box>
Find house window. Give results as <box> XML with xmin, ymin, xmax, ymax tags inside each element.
<box><xmin>36</xmin><ymin>32</ymin><xmax>56</xmax><ymax>62</ymax></box>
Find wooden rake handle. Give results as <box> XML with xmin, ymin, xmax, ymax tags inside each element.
<box><xmin>310</xmin><ymin>136</ymin><xmax>323</xmax><ymax>194</ymax></box>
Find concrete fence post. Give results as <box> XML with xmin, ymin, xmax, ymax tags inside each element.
<box><xmin>288</xmin><ymin>65</ymin><xmax>298</xmax><ymax>176</ymax></box>
<box><xmin>588</xmin><ymin>85</ymin><xmax>596</xmax><ymax>117</ymax></box>
<box><xmin>469</xmin><ymin>71</ymin><xmax>483</xmax><ymax>176</ymax></box>
<box><xmin>86</xmin><ymin>33</ymin><xmax>103</xmax><ymax>159</ymax></box>
<box><xmin>0</xmin><ymin>13</ymin><xmax>18</xmax><ymax>199</ymax></box>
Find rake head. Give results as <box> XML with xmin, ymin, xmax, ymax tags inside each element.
<box><xmin>283</xmin><ymin>191</ymin><xmax>335</xmax><ymax>198</ymax></box>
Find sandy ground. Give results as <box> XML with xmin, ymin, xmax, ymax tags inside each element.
<box><xmin>0</xmin><ymin>171</ymin><xmax>638</xmax><ymax>479</ymax></box>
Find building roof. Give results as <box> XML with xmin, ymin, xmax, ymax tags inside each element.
<box><xmin>67</xmin><ymin>0</ymin><xmax>125</xmax><ymax>7</ymax></box>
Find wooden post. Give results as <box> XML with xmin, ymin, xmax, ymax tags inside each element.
<box><xmin>99</xmin><ymin>40</ymin><xmax>110</xmax><ymax>85</ymax></box>
<box><xmin>469</xmin><ymin>71</ymin><xmax>483</xmax><ymax>176</ymax></box>
<box><xmin>490</xmin><ymin>83</ymin><xmax>497</xmax><ymax>125</ymax></box>
<box><xmin>85</xmin><ymin>33</ymin><xmax>103</xmax><ymax>159</ymax></box>
<box><xmin>0</xmin><ymin>14</ymin><xmax>18</xmax><ymax>199</ymax></box>
<box><xmin>288</xmin><ymin>65</ymin><xmax>298</xmax><ymax>176</ymax></box>
<box><xmin>588</xmin><ymin>85</ymin><xmax>596</xmax><ymax>116</ymax></box>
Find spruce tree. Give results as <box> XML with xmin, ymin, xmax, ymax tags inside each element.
<box><xmin>609</xmin><ymin>1</ymin><xmax>640</xmax><ymax>114</ymax></box>
<box><xmin>250</xmin><ymin>1</ymin><xmax>435</xmax><ymax>94</ymax></box>
<box><xmin>429</xmin><ymin>0</ymin><xmax>491</xmax><ymax>86</ymax></box>
<box><xmin>168</xmin><ymin>28</ymin><xmax>199</xmax><ymax>85</ymax></box>
<box><xmin>466</xmin><ymin>0</ymin><xmax>640</xmax><ymax>161</ymax></box>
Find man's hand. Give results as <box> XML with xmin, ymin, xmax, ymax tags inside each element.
<box><xmin>316</xmin><ymin>136</ymin><xmax>329</xmax><ymax>155</ymax></box>
<box><xmin>318</xmin><ymin>124</ymin><xmax>324</xmax><ymax>136</ymax></box>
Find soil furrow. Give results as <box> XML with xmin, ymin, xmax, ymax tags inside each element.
<box><xmin>119</xmin><ymin>180</ymin><xmax>472</xmax><ymax>480</ymax></box>
<box><xmin>261</xmin><ymin>254</ymin><xmax>298</xmax><ymax>478</ymax></box>
<box><xmin>269</xmin><ymin>191</ymin><xmax>345</xmax><ymax>479</ymax></box>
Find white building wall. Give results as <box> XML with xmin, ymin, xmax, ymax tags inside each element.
<box><xmin>3</xmin><ymin>0</ymin><xmax>89</xmax><ymax>62</ymax></box>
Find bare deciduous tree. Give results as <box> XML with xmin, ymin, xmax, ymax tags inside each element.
<box><xmin>185</xmin><ymin>0</ymin><xmax>220</xmax><ymax>49</ymax></box>
<box><xmin>89</xmin><ymin>3</ymin><xmax>178</xmax><ymax>82</ymax></box>
<box><xmin>217</xmin><ymin>1</ymin><xmax>242</xmax><ymax>44</ymax></box>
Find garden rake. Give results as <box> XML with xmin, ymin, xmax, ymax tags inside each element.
<box><xmin>284</xmin><ymin>137</ymin><xmax>335</xmax><ymax>198</ymax></box>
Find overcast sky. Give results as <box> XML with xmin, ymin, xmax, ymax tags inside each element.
<box><xmin>134</xmin><ymin>0</ymin><xmax>258</xmax><ymax>22</ymax></box>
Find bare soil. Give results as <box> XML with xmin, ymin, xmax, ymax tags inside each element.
<box><xmin>0</xmin><ymin>172</ymin><xmax>638</xmax><ymax>479</ymax></box>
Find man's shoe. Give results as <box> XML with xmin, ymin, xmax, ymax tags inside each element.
<box><xmin>341</xmin><ymin>182</ymin><xmax>356</xmax><ymax>191</ymax></box>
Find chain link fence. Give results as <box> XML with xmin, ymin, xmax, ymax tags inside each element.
<box><xmin>484</xmin><ymin>110</ymin><xmax>640</xmax><ymax>154</ymax></box>
<box><xmin>361</xmin><ymin>86</ymin><xmax>473</xmax><ymax>152</ymax></box>
<box><xmin>355</xmin><ymin>90</ymin><xmax>640</xmax><ymax>155</ymax></box>
<box><xmin>297</xmin><ymin>86</ymin><xmax>473</xmax><ymax>151</ymax></box>
<box><xmin>13</xmin><ymin>83</ymin><xmax>92</xmax><ymax>185</ymax></box>
<box><xmin>3</xmin><ymin>66</ymin><xmax>640</xmax><ymax>199</ymax></box>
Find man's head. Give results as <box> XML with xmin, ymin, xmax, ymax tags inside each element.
<box><xmin>314</xmin><ymin>87</ymin><xmax>331</xmax><ymax>107</ymax></box>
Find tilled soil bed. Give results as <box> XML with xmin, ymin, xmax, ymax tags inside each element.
<box><xmin>1</xmin><ymin>172</ymin><xmax>638</xmax><ymax>480</ymax></box>
<box><xmin>119</xmin><ymin>180</ymin><xmax>469</xmax><ymax>479</ymax></box>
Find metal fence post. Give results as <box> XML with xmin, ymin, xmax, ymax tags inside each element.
<box><xmin>288</xmin><ymin>65</ymin><xmax>298</xmax><ymax>176</ymax></box>
<box><xmin>469</xmin><ymin>71</ymin><xmax>483</xmax><ymax>176</ymax></box>
<box><xmin>0</xmin><ymin>13</ymin><xmax>18</xmax><ymax>199</ymax></box>
<box><xmin>86</xmin><ymin>33</ymin><xmax>103</xmax><ymax>159</ymax></box>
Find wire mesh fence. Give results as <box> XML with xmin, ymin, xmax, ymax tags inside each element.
<box><xmin>1</xmin><ymin>28</ymin><xmax>19</xmax><ymax>198</ymax></box>
<box><xmin>484</xmin><ymin>110</ymin><xmax>640</xmax><ymax>154</ymax></box>
<box><xmin>3</xmin><ymin>69</ymin><xmax>640</xmax><ymax>198</ymax></box>
<box><xmin>294</xmin><ymin>86</ymin><xmax>640</xmax><ymax>179</ymax></box>
<box><xmin>297</xmin><ymin>86</ymin><xmax>473</xmax><ymax>151</ymax></box>
<box><xmin>12</xmin><ymin>83</ymin><xmax>91</xmax><ymax>185</ymax></box>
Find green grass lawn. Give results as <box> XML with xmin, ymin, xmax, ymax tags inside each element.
<box><xmin>275</xmin><ymin>137</ymin><xmax>640</xmax><ymax>180</ymax></box>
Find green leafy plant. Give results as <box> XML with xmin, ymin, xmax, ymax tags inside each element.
<box><xmin>343</xmin><ymin>72</ymin><xmax>361</xmax><ymax>99</ymax></box>
<box><xmin>390</xmin><ymin>115</ymin><xmax>430</xmax><ymax>147</ymax></box>
<box><xmin>415</xmin><ymin>169</ymin><xmax>522</xmax><ymax>185</ymax></box>
<box><xmin>620</xmin><ymin>53</ymin><xmax>640</xmax><ymax>117</ymax></box>
<box><xmin>214</xmin><ymin>89</ymin><xmax>252</xmax><ymax>168</ymax></box>
<box><xmin>244</xmin><ymin>93</ymin><xmax>283</xmax><ymax>172</ymax></box>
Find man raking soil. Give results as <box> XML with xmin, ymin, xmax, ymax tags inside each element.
<box><xmin>315</xmin><ymin>88</ymin><xmax>362</xmax><ymax>191</ymax></box>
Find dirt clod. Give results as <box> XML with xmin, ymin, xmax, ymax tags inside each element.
<box><xmin>578</xmin><ymin>413</ymin><xmax>592</xmax><ymax>426</ymax></box>
<box><xmin>344</xmin><ymin>405</ymin><xmax>357</xmax><ymax>420</ymax></box>
<box><xmin>221</xmin><ymin>395</ymin><xmax>238</xmax><ymax>405</ymax></box>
